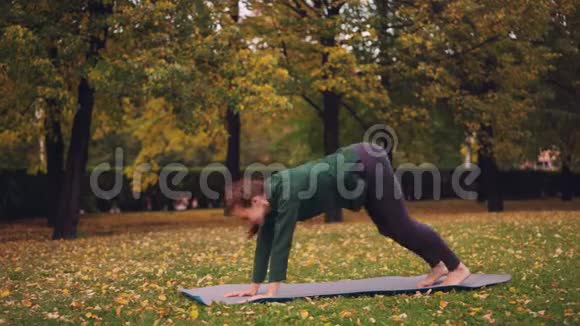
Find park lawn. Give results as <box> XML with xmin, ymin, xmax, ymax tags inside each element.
<box><xmin>0</xmin><ymin>200</ymin><xmax>578</xmax><ymax>325</ymax></box>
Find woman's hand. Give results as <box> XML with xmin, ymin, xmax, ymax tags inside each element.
<box><xmin>224</xmin><ymin>283</ymin><xmax>260</xmax><ymax>297</ymax></box>
<box><xmin>241</xmin><ymin>282</ymin><xmax>281</xmax><ymax>302</ymax></box>
<box><xmin>241</xmin><ymin>293</ymin><xmax>274</xmax><ymax>303</ymax></box>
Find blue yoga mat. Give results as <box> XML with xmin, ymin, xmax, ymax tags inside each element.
<box><xmin>180</xmin><ymin>273</ymin><xmax>511</xmax><ymax>305</ymax></box>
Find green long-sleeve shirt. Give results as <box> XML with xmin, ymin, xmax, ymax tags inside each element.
<box><xmin>251</xmin><ymin>144</ymin><xmax>367</xmax><ymax>283</ymax></box>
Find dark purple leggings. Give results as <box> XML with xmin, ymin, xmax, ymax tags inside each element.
<box><xmin>353</xmin><ymin>143</ymin><xmax>461</xmax><ymax>271</ymax></box>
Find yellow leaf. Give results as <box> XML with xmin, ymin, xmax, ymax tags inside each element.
<box><xmin>470</xmin><ymin>307</ymin><xmax>482</xmax><ymax>312</ymax></box>
<box><xmin>391</xmin><ymin>313</ymin><xmax>408</xmax><ymax>321</ymax></box>
<box><xmin>21</xmin><ymin>299</ymin><xmax>32</xmax><ymax>307</ymax></box>
<box><xmin>158</xmin><ymin>294</ymin><xmax>167</xmax><ymax>301</ymax></box>
<box><xmin>299</xmin><ymin>310</ymin><xmax>309</xmax><ymax>320</ymax></box>
<box><xmin>190</xmin><ymin>305</ymin><xmax>199</xmax><ymax>320</ymax></box>
<box><xmin>115</xmin><ymin>296</ymin><xmax>129</xmax><ymax>305</ymax></box>
<box><xmin>439</xmin><ymin>300</ymin><xmax>448</xmax><ymax>309</ymax></box>
<box><xmin>1</xmin><ymin>290</ymin><xmax>9</xmax><ymax>298</ymax></box>
<box><xmin>340</xmin><ymin>310</ymin><xmax>353</xmax><ymax>319</ymax></box>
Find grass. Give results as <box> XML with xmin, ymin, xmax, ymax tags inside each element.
<box><xmin>0</xmin><ymin>199</ymin><xmax>578</xmax><ymax>325</ymax></box>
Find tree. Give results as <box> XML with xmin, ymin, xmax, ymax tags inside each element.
<box><xmin>108</xmin><ymin>0</ymin><xmax>290</xmax><ymax>193</ymax></box>
<box><xmin>371</xmin><ymin>0</ymin><xmax>420</xmax><ymax>163</ymax></box>
<box><xmin>2</xmin><ymin>0</ymin><xmax>224</xmax><ymax>237</ymax></box>
<box><xmin>0</xmin><ymin>1</ymin><xmax>82</xmax><ymax>226</ymax></box>
<box><xmin>386</xmin><ymin>0</ymin><xmax>561</xmax><ymax>211</ymax></box>
<box><xmin>247</xmin><ymin>0</ymin><xmax>389</xmax><ymax>222</ymax></box>
<box><xmin>53</xmin><ymin>0</ymin><xmax>113</xmax><ymax>239</ymax></box>
<box><xmin>532</xmin><ymin>1</ymin><xmax>579</xmax><ymax>200</ymax></box>
<box><xmin>226</xmin><ymin>0</ymin><xmax>242</xmax><ymax>181</ymax></box>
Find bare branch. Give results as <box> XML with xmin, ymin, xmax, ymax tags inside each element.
<box><xmin>302</xmin><ymin>95</ymin><xmax>323</xmax><ymax>116</ymax></box>
<box><xmin>343</xmin><ymin>102</ymin><xmax>369</xmax><ymax>129</ymax></box>
<box><xmin>452</xmin><ymin>35</ymin><xmax>501</xmax><ymax>58</ymax></box>
<box><xmin>546</xmin><ymin>79</ymin><xmax>576</xmax><ymax>95</ymax></box>
<box><xmin>290</xmin><ymin>0</ymin><xmax>320</xmax><ymax>17</ymax></box>
<box><xmin>331</xmin><ymin>0</ymin><xmax>347</xmax><ymax>11</ymax></box>
<box><xmin>385</xmin><ymin>21</ymin><xmax>415</xmax><ymax>29</ymax></box>
<box><xmin>281</xmin><ymin>1</ymin><xmax>308</xmax><ymax>18</ymax></box>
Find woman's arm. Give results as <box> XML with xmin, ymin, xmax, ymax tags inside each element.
<box><xmin>244</xmin><ymin>201</ymin><xmax>299</xmax><ymax>301</ymax></box>
<box><xmin>267</xmin><ymin>201</ymin><xmax>299</xmax><ymax>283</ymax></box>
<box><xmin>251</xmin><ymin>215</ymin><xmax>275</xmax><ymax>283</ymax></box>
<box><xmin>225</xmin><ymin>219</ymin><xmax>275</xmax><ymax>298</ymax></box>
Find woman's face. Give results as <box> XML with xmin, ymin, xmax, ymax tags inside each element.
<box><xmin>232</xmin><ymin>199</ymin><xmax>268</xmax><ymax>226</ymax></box>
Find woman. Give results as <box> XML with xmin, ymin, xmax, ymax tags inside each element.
<box><xmin>224</xmin><ymin>142</ymin><xmax>470</xmax><ymax>301</ymax></box>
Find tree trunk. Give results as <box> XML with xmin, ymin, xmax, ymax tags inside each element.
<box><xmin>322</xmin><ymin>91</ymin><xmax>340</xmax><ymax>156</ymax></box>
<box><xmin>52</xmin><ymin>0</ymin><xmax>111</xmax><ymax>239</ymax></box>
<box><xmin>53</xmin><ymin>78</ymin><xmax>95</xmax><ymax>239</ymax></box>
<box><xmin>45</xmin><ymin>44</ymin><xmax>64</xmax><ymax>228</ymax></box>
<box><xmin>375</xmin><ymin>0</ymin><xmax>396</xmax><ymax>163</ymax></box>
<box><xmin>226</xmin><ymin>106</ymin><xmax>241</xmax><ymax>181</ymax></box>
<box><xmin>225</xmin><ymin>0</ymin><xmax>241</xmax><ymax>182</ymax></box>
<box><xmin>561</xmin><ymin>153</ymin><xmax>573</xmax><ymax>201</ymax></box>
<box><xmin>322</xmin><ymin>90</ymin><xmax>343</xmax><ymax>223</ymax></box>
<box><xmin>44</xmin><ymin>103</ymin><xmax>64</xmax><ymax>227</ymax></box>
<box><xmin>320</xmin><ymin>10</ymin><xmax>343</xmax><ymax>222</ymax></box>
<box><xmin>320</xmin><ymin>84</ymin><xmax>342</xmax><ymax>222</ymax></box>
<box><xmin>477</xmin><ymin>125</ymin><xmax>504</xmax><ymax>212</ymax></box>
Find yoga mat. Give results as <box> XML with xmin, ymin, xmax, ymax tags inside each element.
<box><xmin>180</xmin><ymin>273</ymin><xmax>511</xmax><ymax>305</ymax></box>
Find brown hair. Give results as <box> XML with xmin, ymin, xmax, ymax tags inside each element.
<box><xmin>224</xmin><ymin>178</ymin><xmax>266</xmax><ymax>239</ymax></box>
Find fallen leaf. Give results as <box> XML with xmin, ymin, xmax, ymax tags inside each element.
<box><xmin>482</xmin><ymin>311</ymin><xmax>495</xmax><ymax>324</ymax></box>
<box><xmin>340</xmin><ymin>310</ymin><xmax>353</xmax><ymax>319</ymax></box>
<box><xmin>391</xmin><ymin>313</ymin><xmax>408</xmax><ymax>321</ymax></box>
<box><xmin>46</xmin><ymin>312</ymin><xmax>59</xmax><ymax>319</ymax></box>
<box><xmin>115</xmin><ymin>296</ymin><xmax>129</xmax><ymax>305</ymax></box>
<box><xmin>190</xmin><ymin>305</ymin><xmax>199</xmax><ymax>320</ymax></box>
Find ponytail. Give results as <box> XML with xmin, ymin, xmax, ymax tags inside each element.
<box><xmin>247</xmin><ymin>223</ymin><xmax>260</xmax><ymax>239</ymax></box>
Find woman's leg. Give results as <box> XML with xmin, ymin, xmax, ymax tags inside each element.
<box><xmin>354</xmin><ymin>144</ymin><xmax>469</xmax><ymax>286</ymax></box>
<box><xmin>364</xmin><ymin>190</ymin><xmax>463</xmax><ymax>286</ymax></box>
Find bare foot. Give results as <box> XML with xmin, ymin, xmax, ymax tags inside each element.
<box><xmin>440</xmin><ymin>263</ymin><xmax>471</xmax><ymax>286</ymax></box>
<box><xmin>417</xmin><ymin>262</ymin><xmax>448</xmax><ymax>288</ymax></box>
